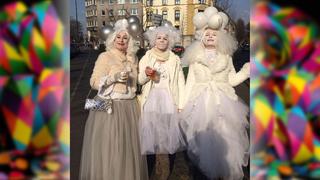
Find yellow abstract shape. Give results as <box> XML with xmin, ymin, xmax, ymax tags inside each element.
<box><xmin>3</xmin><ymin>41</ymin><xmax>22</xmax><ymax>60</ymax></box>
<box><xmin>292</xmin><ymin>144</ymin><xmax>313</xmax><ymax>164</ymax></box>
<box><xmin>39</xmin><ymin>68</ymin><xmax>53</xmax><ymax>82</ymax></box>
<box><xmin>254</xmin><ymin>99</ymin><xmax>273</xmax><ymax>128</ymax></box>
<box><xmin>19</xmin><ymin>46</ymin><xmax>31</xmax><ymax>68</ymax></box>
<box><xmin>59</xmin><ymin>120</ymin><xmax>70</xmax><ymax>145</ymax></box>
<box><xmin>315</xmin><ymin>146</ymin><xmax>320</xmax><ymax>160</ymax></box>
<box><xmin>287</xmin><ymin>69</ymin><xmax>306</xmax><ymax>93</ymax></box>
<box><xmin>32</xmin><ymin>27</ymin><xmax>46</xmax><ymax>50</ymax></box>
<box><xmin>31</xmin><ymin>126</ymin><xmax>53</xmax><ymax>148</ymax></box>
<box><xmin>53</xmin><ymin>21</ymin><xmax>64</xmax><ymax>50</ymax></box>
<box><xmin>16</xmin><ymin>2</ymin><xmax>27</xmax><ymax>13</ymax></box>
<box><xmin>13</xmin><ymin>120</ymin><xmax>32</xmax><ymax>145</ymax></box>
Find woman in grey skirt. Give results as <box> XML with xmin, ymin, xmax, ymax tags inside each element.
<box><xmin>79</xmin><ymin>19</ymin><xmax>148</xmax><ymax>180</ymax></box>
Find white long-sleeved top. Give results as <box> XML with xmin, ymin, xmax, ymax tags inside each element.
<box><xmin>138</xmin><ymin>50</ymin><xmax>185</xmax><ymax>109</ymax></box>
<box><xmin>182</xmin><ymin>41</ymin><xmax>249</xmax><ymax>108</ymax></box>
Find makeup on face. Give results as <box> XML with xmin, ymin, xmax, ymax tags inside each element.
<box><xmin>202</xmin><ymin>29</ymin><xmax>217</xmax><ymax>48</ymax></box>
<box><xmin>155</xmin><ymin>33</ymin><xmax>169</xmax><ymax>51</ymax></box>
<box><xmin>114</xmin><ymin>31</ymin><xmax>129</xmax><ymax>52</ymax></box>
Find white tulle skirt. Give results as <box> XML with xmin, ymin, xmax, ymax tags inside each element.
<box><xmin>140</xmin><ymin>88</ymin><xmax>186</xmax><ymax>155</ymax></box>
<box><xmin>180</xmin><ymin>88</ymin><xmax>249</xmax><ymax>180</ymax></box>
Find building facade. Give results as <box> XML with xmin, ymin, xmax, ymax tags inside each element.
<box><xmin>143</xmin><ymin>0</ymin><xmax>214</xmax><ymax>47</ymax></box>
<box><xmin>85</xmin><ymin>0</ymin><xmax>215</xmax><ymax>47</ymax></box>
<box><xmin>85</xmin><ymin>0</ymin><xmax>143</xmax><ymax>45</ymax></box>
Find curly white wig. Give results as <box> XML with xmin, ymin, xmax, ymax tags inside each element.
<box><xmin>105</xmin><ymin>19</ymin><xmax>138</xmax><ymax>55</ymax></box>
<box><xmin>144</xmin><ymin>26</ymin><xmax>181</xmax><ymax>49</ymax></box>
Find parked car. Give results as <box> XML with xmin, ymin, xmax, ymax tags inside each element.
<box><xmin>172</xmin><ymin>45</ymin><xmax>185</xmax><ymax>57</ymax></box>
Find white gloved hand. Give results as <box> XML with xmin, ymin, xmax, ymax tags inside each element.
<box><xmin>241</xmin><ymin>63</ymin><xmax>250</xmax><ymax>77</ymax></box>
<box><xmin>114</xmin><ymin>71</ymin><xmax>128</xmax><ymax>82</ymax></box>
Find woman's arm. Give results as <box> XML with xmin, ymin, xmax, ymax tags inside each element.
<box><xmin>228</xmin><ymin>56</ymin><xmax>250</xmax><ymax>87</ymax></box>
<box><xmin>177</xmin><ymin>60</ymin><xmax>186</xmax><ymax>110</ymax></box>
<box><xmin>138</xmin><ymin>54</ymin><xmax>151</xmax><ymax>85</ymax></box>
<box><xmin>90</xmin><ymin>53</ymin><xmax>112</xmax><ymax>90</ymax></box>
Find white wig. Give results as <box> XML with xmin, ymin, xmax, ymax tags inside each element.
<box><xmin>105</xmin><ymin>19</ymin><xmax>137</xmax><ymax>55</ymax></box>
<box><xmin>144</xmin><ymin>26</ymin><xmax>181</xmax><ymax>49</ymax></box>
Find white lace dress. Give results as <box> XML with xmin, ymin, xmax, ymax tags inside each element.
<box><xmin>140</xmin><ymin>61</ymin><xmax>186</xmax><ymax>155</ymax></box>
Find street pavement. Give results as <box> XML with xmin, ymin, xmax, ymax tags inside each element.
<box><xmin>70</xmin><ymin>48</ymin><xmax>250</xmax><ymax>180</ymax></box>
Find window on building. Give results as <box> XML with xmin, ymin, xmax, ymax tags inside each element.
<box><xmin>131</xmin><ymin>0</ymin><xmax>139</xmax><ymax>3</ymax></box>
<box><xmin>175</xmin><ymin>10</ymin><xmax>180</xmax><ymax>21</ymax></box>
<box><xmin>147</xmin><ymin>11</ymin><xmax>152</xmax><ymax>21</ymax></box>
<box><xmin>102</xmin><ymin>10</ymin><xmax>105</xmax><ymax>16</ymax></box>
<box><xmin>131</xmin><ymin>8</ymin><xmax>138</xmax><ymax>15</ymax></box>
<box><xmin>109</xmin><ymin>9</ymin><xmax>114</xmax><ymax>16</ymax></box>
<box><xmin>118</xmin><ymin>9</ymin><xmax>126</xmax><ymax>16</ymax></box>
<box><xmin>175</xmin><ymin>25</ymin><xmax>179</xmax><ymax>30</ymax></box>
<box><xmin>162</xmin><ymin>10</ymin><xmax>168</xmax><ymax>20</ymax></box>
<box><xmin>118</xmin><ymin>0</ymin><xmax>125</xmax><ymax>4</ymax></box>
<box><xmin>162</xmin><ymin>0</ymin><xmax>167</xmax><ymax>5</ymax></box>
<box><xmin>198</xmin><ymin>9</ymin><xmax>204</xmax><ymax>12</ymax></box>
<box><xmin>103</xmin><ymin>21</ymin><xmax>106</xmax><ymax>26</ymax></box>
<box><xmin>109</xmin><ymin>0</ymin><xmax>113</xmax><ymax>4</ymax></box>
<box><xmin>175</xmin><ymin>0</ymin><xmax>180</xmax><ymax>4</ymax></box>
<box><xmin>198</xmin><ymin>0</ymin><xmax>205</xmax><ymax>4</ymax></box>
<box><xmin>100</xmin><ymin>0</ymin><xmax>104</xmax><ymax>4</ymax></box>
<box><xmin>146</xmin><ymin>0</ymin><xmax>153</xmax><ymax>6</ymax></box>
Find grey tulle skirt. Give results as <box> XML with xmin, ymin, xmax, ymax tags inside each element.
<box><xmin>79</xmin><ymin>99</ymin><xmax>148</xmax><ymax>180</ymax></box>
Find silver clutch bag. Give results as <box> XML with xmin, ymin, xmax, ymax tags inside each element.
<box><xmin>84</xmin><ymin>89</ymin><xmax>113</xmax><ymax>114</ymax></box>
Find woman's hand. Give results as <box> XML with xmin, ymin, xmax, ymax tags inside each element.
<box><xmin>145</xmin><ymin>66</ymin><xmax>155</xmax><ymax>77</ymax></box>
<box><xmin>145</xmin><ymin>66</ymin><xmax>160</xmax><ymax>82</ymax></box>
<box><xmin>241</xmin><ymin>63</ymin><xmax>250</xmax><ymax>76</ymax></box>
<box><xmin>114</xmin><ymin>71</ymin><xmax>129</xmax><ymax>82</ymax></box>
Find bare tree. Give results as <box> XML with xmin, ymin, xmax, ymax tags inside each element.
<box><xmin>235</xmin><ymin>19</ymin><xmax>245</xmax><ymax>43</ymax></box>
<box><xmin>215</xmin><ymin>0</ymin><xmax>233</xmax><ymax>13</ymax></box>
<box><xmin>70</xmin><ymin>17</ymin><xmax>84</xmax><ymax>43</ymax></box>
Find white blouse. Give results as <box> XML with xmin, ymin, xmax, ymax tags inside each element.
<box><xmin>152</xmin><ymin>61</ymin><xmax>170</xmax><ymax>89</ymax></box>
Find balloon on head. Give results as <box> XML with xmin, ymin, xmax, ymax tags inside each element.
<box><xmin>128</xmin><ymin>21</ymin><xmax>142</xmax><ymax>38</ymax></box>
<box><xmin>193</xmin><ymin>12</ymin><xmax>207</xmax><ymax>30</ymax></box>
<box><xmin>127</xmin><ymin>15</ymin><xmax>140</xmax><ymax>25</ymax></box>
<box><xmin>204</xmin><ymin>6</ymin><xmax>218</xmax><ymax>18</ymax></box>
<box><xmin>103</xmin><ymin>24</ymin><xmax>114</xmax><ymax>38</ymax></box>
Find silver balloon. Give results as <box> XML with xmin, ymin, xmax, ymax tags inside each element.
<box><xmin>127</xmin><ymin>15</ymin><xmax>140</xmax><ymax>25</ymax></box>
<box><xmin>128</xmin><ymin>22</ymin><xmax>141</xmax><ymax>38</ymax></box>
<box><xmin>162</xmin><ymin>20</ymin><xmax>172</xmax><ymax>27</ymax></box>
<box><xmin>103</xmin><ymin>24</ymin><xmax>114</xmax><ymax>38</ymax></box>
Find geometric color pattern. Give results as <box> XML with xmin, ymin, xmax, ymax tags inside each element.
<box><xmin>251</xmin><ymin>2</ymin><xmax>320</xmax><ymax>179</ymax></box>
<box><xmin>0</xmin><ymin>1</ymin><xmax>69</xmax><ymax>179</ymax></box>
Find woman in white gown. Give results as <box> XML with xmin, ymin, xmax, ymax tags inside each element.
<box><xmin>181</xmin><ymin>7</ymin><xmax>250</xmax><ymax>180</ymax></box>
<box><xmin>138</xmin><ymin>25</ymin><xmax>186</xmax><ymax>178</ymax></box>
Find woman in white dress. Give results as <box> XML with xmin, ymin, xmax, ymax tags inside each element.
<box><xmin>138</xmin><ymin>25</ymin><xmax>186</xmax><ymax>178</ymax></box>
<box><xmin>79</xmin><ymin>19</ymin><xmax>148</xmax><ymax>180</ymax></box>
<box><xmin>181</xmin><ymin>7</ymin><xmax>250</xmax><ymax>180</ymax></box>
